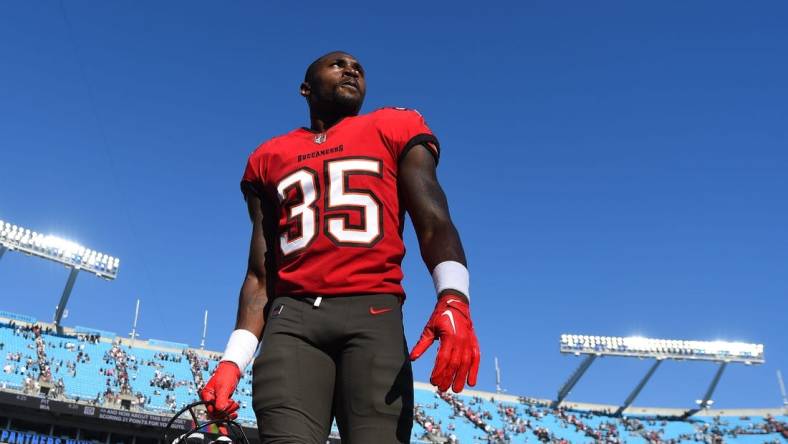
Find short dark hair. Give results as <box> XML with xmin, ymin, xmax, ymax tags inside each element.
<box><xmin>304</xmin><ymin>51</ymin><xmax>352</xmax><ymax>83</ymax></box>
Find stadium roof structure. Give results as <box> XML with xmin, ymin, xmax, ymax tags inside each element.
<box><xmin>560</xmin><ymin>334</ymin><xmax>764</xmax><ymax>364</ymax></box>
<box><xmin>0</xmin><ymin>218</ymin><xmax>119</xmax><ymax>333</ymax></box>
<box><xmin>556</xmin><ymin>333</ymin><xmax>765</xmax><ymax>418</ymax></box>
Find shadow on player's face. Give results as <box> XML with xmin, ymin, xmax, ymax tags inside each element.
<box><xmin>301</xmin><ymin>52</ymin><xmax>366</xmax><ymax>116</ymax></box>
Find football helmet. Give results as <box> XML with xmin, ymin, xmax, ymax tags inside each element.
<box><xmin>164</xmin><ymin>400</ymin><xmax>250</xmax><ymax>444</ymax></box>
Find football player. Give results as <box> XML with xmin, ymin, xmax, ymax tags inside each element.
<box><xmin>200</xmin><ymin>51</ymin><xmax>480</xmax><ymax>443</ymax></box>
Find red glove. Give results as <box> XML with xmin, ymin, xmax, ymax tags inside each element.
<box><xmin>200</xmin><ymin>361</ymin><xmax>241</xmax><ymax>420</ymax></box>
<box><xmin>410</xmin><ymin>293</ymin><xmax>480</xmax><ymax>393</ymax></box>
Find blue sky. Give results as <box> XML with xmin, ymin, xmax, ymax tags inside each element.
<box><xmin>1</xmin><ymin>1</ymin><xmax>786</xmax><ymax>409</ymax></box>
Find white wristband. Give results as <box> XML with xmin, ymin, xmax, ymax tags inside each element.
<box><xmin>220</xmin><ymin>329</ymin><xmax>259</xmax><ymax>371</ymax></box>
<box><xmin>431</xmin><ymin>260</ymin><xmax>470</xmax><ymax>300</ymax></box>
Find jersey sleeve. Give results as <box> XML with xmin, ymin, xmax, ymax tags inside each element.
<box><xmin>240</xmin><ymin>147</ymin><xmax>266</xmax><ymax>198</ymax></box>
<box><xmin>376</xmin><ymin>108</ymin><xmax>441</xmax><ymax>164</ymax></box>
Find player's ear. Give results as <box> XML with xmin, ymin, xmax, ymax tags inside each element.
<box><xmin>300</xmin><ymin>81</ymin><xmax>310</xmax><ymax>98</ymax></box>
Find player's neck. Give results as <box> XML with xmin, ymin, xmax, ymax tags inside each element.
<box><xmin>308</xmin><ymin>109</ymin><xmax>355</xmax><ymax>133</ymax></box>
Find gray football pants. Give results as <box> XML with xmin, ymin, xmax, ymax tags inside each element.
<box><xmin>252</xmin><ymin>294</ymin><xmax>413</xmax><ymax>444</ymax></box>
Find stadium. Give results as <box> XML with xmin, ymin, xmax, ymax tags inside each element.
<box><xmin>1</xmin><ymin>312</ymin><xmax>787</xmax><ymax>443</ymax></box>
<box><xmin>1</xmin><ymin>221</ymin><xmax>786</xmax><ymax>443</ymax></box>
<box><xmin>3</xmin><ymin>3</ymin><xmax>788</xmax><ymax>443</ymax></box>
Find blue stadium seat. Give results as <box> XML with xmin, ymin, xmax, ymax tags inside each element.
<box><xmin>415</xmin><ymin>388</ymin><xmax>483</xmax><ymax>442</ymax></box>
<box><xmin>3</xmin><ymin>321</ymin><xmax>787</xmax><ymax>443</ymax></box>
<box><xmin>0</xmin><ymin>323</ymin><xmax>33</xmax><ymax>389</ymax></box>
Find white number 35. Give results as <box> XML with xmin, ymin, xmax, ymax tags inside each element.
<box><xmin>276</xmin><ymin>157</ymin><xmax>383</xmax><ymax>256</ymax></box>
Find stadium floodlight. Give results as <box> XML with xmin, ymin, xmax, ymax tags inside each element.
<box><xmin>560</xmin><ymin>334</ymin><xmax>764</xmax><ymax>364</ymax></box>
<box><xmin>0</xmin><ymin>218</ymin><xmax>120</xmax><ymax>333</ymax></box>
<box><xmin>0</xmin><ymin>220</ymin><xmax>119</xmax><ymax>279</ymax></box>
<box><xmin>557</xmin><ymin>333</ymin><xmax>765</xmax><ymax>416</ymax></box>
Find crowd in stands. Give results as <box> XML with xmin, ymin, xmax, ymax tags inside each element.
<box><xmin>185</xmin><ymin>349</ymin><xmax>210</xmax><ymax>390</ymax></box>
<box><xmin>0</xmin><ymin>321</ymin><xmax>189</xmax><ymax>410</ymax></box>
<box><xmin>415</xmin><ymin>390</ymin><xmax>787</xmax><ymax>444</ymax></box>
<box><xmin>105</xmin><ymin>340</ymin><xmax>133</xmax><ymax>395</ymax></box>
<box><xmin>153</xmin><ymin>351</ymin><xmax>183</xmax><ymax>363</ymax></box>
<box><xmin>150</xmin><ymin>369</ymin><xmax>180</xmax><ymax>390</ymax></box>
<box><xmin>3</xmin><ymin>352</ymin><xmax>29</xmax><ymax>371</ymax></box>
<box><xmin>498</xmin><ymin>403</ymin><xmax>529</xmax><ymax>435</ymax></box>
<box><xmin>438</xmin><ymin>391</ymin><xmax>516</xmax><ymax>443</ymax></box>
<box><xmin>2</xmin><ymin>318</ymin><xmax>786</xmax><ymax>443</ymax></box>
<box><xmin>1</xmin><ymin>322</ymin><xmax>54</xmax><ymax>390</ymax></box>
<box><xmin>413</xmin><ymin>402</ymin><xmax>447</xmax><ymax>441</ymax></box>
<box><xmin>77</xmin><ymin>333</ymin><xmax>102</xmax><ymax>344</ymax></box>
<box><xmin>32</xmin><ymin>326</ymin><xmax>52</xmax><ymax>382</ymax></box>
<box><xmin>554</xmin><ymin>409</ymin><xmax>620</xmax><ymax>442</ymax></box>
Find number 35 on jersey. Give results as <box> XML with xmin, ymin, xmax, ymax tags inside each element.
<box><xmin>277</xmin><ymin>157</ymin><xmax>383</xmax><ymax>256</ymax></box>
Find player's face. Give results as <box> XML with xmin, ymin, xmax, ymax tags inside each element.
<box><xmin>303</xmin><ymin>53</ymin><xmax>366</xmax><ymax>115</ymax></box>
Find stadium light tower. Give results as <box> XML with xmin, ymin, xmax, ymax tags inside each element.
<box><xmin>495</xmin><ymin>356</ymin><xmax>506</xmax><ymax>394</ymax></box>
<box><xmin>0</xmin><ymin>219</ymin><xmax>120</xmax><ymax>333</ymax></box>
<box><xmin>200</xmin><ymin>309</ymin><xmax>208</xmax><ymax>350</ymax></box>
<box><xmin>556</xmin><ymin>334</ymin><xmax>764</xmax><ymax>417</ymax></box>
<box><xmin>129</xmin><ymin>299</ymin><xmax>140</xmax><ymax>347</ymax></box>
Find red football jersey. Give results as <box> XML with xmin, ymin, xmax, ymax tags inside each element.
<box><xmin>241</xmin><ymin>108</ymin><xmax>440</xmax><ymax>298</ymax></box>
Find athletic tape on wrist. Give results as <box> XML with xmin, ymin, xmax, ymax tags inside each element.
<box><xmin>220</xmin><ymin>329</ymin><xmax>259</xmax><ymax>371</ymax></box>
<box><xmin>431</xmin><ymin>260</ymin><xmax>470</xmax><ymax>301</ymax></box>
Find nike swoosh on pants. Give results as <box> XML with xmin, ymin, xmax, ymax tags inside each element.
<box><xmin>369</xmin><ymin>307</ymin><xmax>393</xmax><ymax>315</ymax></box>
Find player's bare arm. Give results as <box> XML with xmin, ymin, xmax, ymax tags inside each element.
<box><xmin>398</xmin><ymin>144</ymin><xmax>467</xmax><ymax>300</ymax></box>
<box><xmin>234</xmin><ymin>189</ymin><xmax>270</xmax><ymax>336</ymax></box>
<box><xmin>200</xmin><ymin>189</ymin><xmax>270</xmax><ymax>420</ymax></box>
<box><xmin>401</xmin><ymin>143</ymin><xmax>480</xmax><ymax>394</ymax></box>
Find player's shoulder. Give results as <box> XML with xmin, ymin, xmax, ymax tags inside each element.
<box><xmin>247</xmin><ymin>128</ymin><xmax>303</xmax><ymax>159</ymax></box>
<box><xmin>370</xmin><ymin>106</ymin><xmax>426</xmax><ymax>121</ymax></box>
<box><xmin>366</xmin><ymin>107</ymin><xmax>430</xmax><ymax>133</ymax></box>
